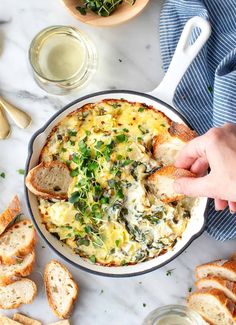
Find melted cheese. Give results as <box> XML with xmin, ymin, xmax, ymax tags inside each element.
<box><xmin>39</xmin><ymin>99</ymin><xmax>194</xmax><ymax>266</ymax></box>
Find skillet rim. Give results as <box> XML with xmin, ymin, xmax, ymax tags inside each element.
<box><xmin>24</xmin><ymin>89</ymin><xmax>209</xmax><ymax>277</ymax></box>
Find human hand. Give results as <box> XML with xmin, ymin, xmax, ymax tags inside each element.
<box><xmin>173</xmin><ymin>123</ymin><xmax>236</xmax><ymax>212</ymax></box>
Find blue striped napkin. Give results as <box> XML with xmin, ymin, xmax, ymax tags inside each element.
<box><xmin>159</xmin><ymin>0</ymin><xmax>236</xmax><ymax>240</ymax></box>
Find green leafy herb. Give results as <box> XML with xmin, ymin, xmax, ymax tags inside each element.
<box><xmin>85</xmin><ymin>130</ymin><xmax>91</xmax><ymax>136</ymax></box>
<box><xmin>115</xmin><ymin>239</ymin><xmax>120</xmax><ymax>247</ymax></box>
<box><xmin>61</xmin><ymin>147</ymin><xmax>67</xmax><ymax>152</ymax></box>
<box><xmin>0</xmin><ymin>172</ymin><xmax>5</xmax><ymax>178</ymax></box>
<box><xmin>123</xmin><ymin>128</ymin><xmax>129</xmax><ymax>132</ymax></box>
<box><xmin>89</xmin><ymin>255</ymin><xmax>96</xmax><ymax>263</ymax></box>
<box><xmin>77</xmin><ymin>238</ymin><xmax>90</xmax><ymax>246</ymax></box>
<box><xmin>188</xmin><ymin>287</ymin><xmax>192</xmax><ymax>293</ymax></box>
<box><xmin>122</xmin><ymin>159</ymin><xmax>133</xmax><ymax>166</ymax></box>
<box><xmin>138</xmin><ymin>125</ymin><xmax>148</xmax><ymax>134</ymax></box>
<box><xmin>138</xmin><ymin>107</ymin><xmax>145</xmax><ymax>112</ymax></box>
<box><xmin>116</xmin><ymin>134</ymin><xmax>128</xmax><ymax>143</ymax></box>
<box><xmin>166</xmin><ymin>268</ymin><xmax>175</xmax><ymax>276</ymax></box>
<box><xmin>85</xmin><ymin>225</ymin><xmax>93</xmax><ymax>233</ymax></box>
<box><xmin>68</xmin><ymin>130</ymin><xmax>77</xmax><ymax>137</ymax></box>
<box><xmin>17</xmin><ymin>169</ymin><xmax>25</xmax><ymax>175</ymax></box>
<box><xmin>76</xmin><ymin>6</ymin><xmax>87</xmax><ymax>15</ymax></box>
<box><xmin>78</xmin><ymin>1</ymin><xmax>135</xmax><ymax>17</ymax></box>
<box><xmin>143</xmin><ymin>303</ymin><xmax>147</xmax><ymax>307</ymax></box>
<box><xmin>70</xmin><ymin>168</ymin><xmax>79</xmax><ymax>177</ymax></box>
<box><xmin>69</xmin><ymin>191</ymin><xmax>80</xmax><ymax>204</ymax></box>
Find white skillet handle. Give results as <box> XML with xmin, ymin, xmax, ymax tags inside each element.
<box><xmin>149</xmin><ymin>16</ymin><xmax>211</xmax><ymax>107</ymax></box>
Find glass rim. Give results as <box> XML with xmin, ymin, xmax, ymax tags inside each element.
<box><xmin>142</xmin><ymin>304</ymin><xmax>205</xmax><ymax>324</ymax></box>
<box><xmin>28</xmin><ymin>25</ymin><xmax>94</xmax><ymax>84</ymax></box>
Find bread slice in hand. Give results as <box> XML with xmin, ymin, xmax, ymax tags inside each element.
<box><xmin>196</xmin><ymin>260</ymin><xmax>236</xmax><ymax>282</ymax></box>
<box><xmin>44</xmin><ymin>260</ymin><xmax>78</xmax><ymax>319</ymax></box>
<box><xmin>147</xmin><ymin>166</ymin><xmax>195</xmax><ymax>202</ymax></box>
<box><xmin>188</xmin><ymin>288</ymin><xmax>236</xmax><ymax>325</ymax></box>
<box><xmin>153</xmin><ymin>122</ymin><xmax>197</xmax><ymax>165</ymax></box>
<box><xmin>13</xmin><ymin>313</ymin><xmax>42</xmax><ymax>325</ymax></box>
<box><xmin>0</xmin><ymin>250</ymin><xmax>35</xmax><ymax>286</ymax></box>
<box><xmin>0</xmin><ymin>278</ymin><xmax>37</xmax><ymax>309</ymax></box>
<box><xmin>196</xmin><ymin>276</ymin><xmax>236</xmax><ymax>303</ymax></box>
<box><xmin>26</xmin><ymin>162</ymin><xmax>71</xmax><ymax>200</ymax></box>
<box><xmin>0</xmin><ymin>195</ymin><xmax>21</xmax><ymax>235</ymax></box>
<box><xmin>0</xmin><ymin>220</ymin><xmax>36</xmax><ymax>265</ymax></box>
<box><xmin>0</xmin><ymin>316</ymin><xmax>22</xmax><ymax>324</ymax></box>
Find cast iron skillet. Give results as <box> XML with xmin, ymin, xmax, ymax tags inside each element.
<box><xmin>25</xmin><ymin>17</ymin><xmax>211</xmax><ymax>277</ymax></box>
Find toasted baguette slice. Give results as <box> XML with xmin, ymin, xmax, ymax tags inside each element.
<box><xmin>45</xmin><ymin>260</ymin><xmax>78</xmax><ymax>319</ymax></box>
<box><xmin>188</xmin><ymin>288</ymin><xmax>236</xmax><ymax>325</ymax></box>
<box><xmin>0</xmin><ymin>250</ymin><xmax>35</xmax><ymax>286</ymax></box>
<box><xmin>48</xmin><ymin>321</ymin><xmax>70</xmax><ymax>325</ymax></box>
<box><xmin>196</xmin><ymin>277</ymin><xmax>236</xmax><ymax>303</ymax></box>
<box><xmin>147</xmin><ymin>166</ymin><xmax>195</xmax><ymax>202</ymax></box>
<box><xmin>153</xmin><ymin>122</ymin><xmax>197</xmax><ymax>165</ymax></box>
<box><xmin>0</xmin><ymin>195</ymin><xmax>21</xmax><ymax>235</ymax></box>
<box><xmin>26</xmin><ymin>162</ymin><xmax>71</xmax><ymax>200</ymax></box>
<box><xmin>0</xmin><ymin>316</ymin><xmax>22</xmax><ymax>324</ymax></box>
<box><xmin>0</xmin><ymin>278</ymin><xmax>37</xmax><ymax>309</ymax></box>
<box><xmin>13</xmin><ymin>313</ymin><xmax>42</xmax><ymax>325</ymax></box>
<box><xmin>0</xmin><ymin>220</ymin><xmax>36</xmax><ymax>265</ymax></box>
<box><xmin>196</xmin><ymin>260</ymin><xmax>236</xmax><ymax>282</ymax></box>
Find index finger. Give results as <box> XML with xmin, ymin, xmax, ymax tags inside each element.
<box><xmin>175</xmin><ymin>134</ymin><xmax>207</xmax><ymax>169</ymax></box>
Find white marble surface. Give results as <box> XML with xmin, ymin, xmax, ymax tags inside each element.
<box><xmin>0</xmin><ymin>1</ymin><xmax>236</xmax><ymax>324</ymax></box>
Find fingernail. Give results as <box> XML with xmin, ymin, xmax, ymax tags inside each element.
<box><xmin>230</xmin><ymin>210</ymin><xmax>236</xmax><ymax>214</ymax></box>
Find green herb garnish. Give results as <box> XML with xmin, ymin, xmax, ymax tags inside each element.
<box><xmin>17</xmin><ymin>169</ymin><xmax>25</xmax><ymax>175</ymax></box>
<box><xmin>166</xmin><ymin>268</ymin><xmax>175</xmax><ymax>276</ymax></box>
<box><xmin>89</xmin><ymin>255</ymin><xmax>96</xmax><ymax>263</ymax></box>
<box><xmin>116</xmin><ymin>134</ymin><xmax>128</xmax><ymax>143</ymax></box>
<box><xmin>0</xmin><ymin>172</ymin><xmax>5</xmax><ymax>178</ymax></box>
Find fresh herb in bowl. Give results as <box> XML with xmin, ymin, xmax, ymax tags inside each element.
<box><xmin>76</xmin><ymin>0</ymin><xmax>136</xmax><ymax>17</ymax></box>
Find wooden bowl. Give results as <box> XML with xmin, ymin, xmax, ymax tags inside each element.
<box><xmin>62</xmin><ymin>0</ymin><xmax>150</xmax><ymax>27</ymax></box>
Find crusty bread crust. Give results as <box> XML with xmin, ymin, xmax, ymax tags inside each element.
<box><xmin>153</xmin><ymin>122</ymin><xmax>197</xmax><ymax>161</ymax></box>
<box><xmin>196</xmin><ymin>260</ymin><xmax>236</xmax><ymax>280</ymax></box>
<box><xmin>0</xmin><ymin>316</ymin><xmax>22</xmax><ymax>325</ymax></box>
<box><xmin>169</xmin><ymin>122</ymin><xmax>198</xmax><ymax>142</ymax></box>
<box><xmin>148</xmin><ymin>166</ymin><xmax>195</xmax><ymax>203</ymax></box>
<box><xmin>26</xmin><ymin>162</ymin><xmax>71</xmax><ymax>200</ymax></box>
<box><xmin>0</xmin><ymin>220</ymin><xmax>36</xmax><ymax>265</ymax></box>
<box><xmin>44</xmin><ymin>260</ymin><xmax>78</xmax><ymax>319</ymax></box>
<box><xmin>0</xmin><ymin>278</ymin><xmax>37</xmax><ymax>309</ymax></box>
<box><xmin>0</xmin><ymin>195</ymin><xmax>21</xmax><ymax>235</ymax></box>
<box><xmin>13</xmin><ymin>313</ymin><xmax>42</xmax><ymax>325</ymax></box>
<box><xmin>0</xmin><ymin>250</ymin><xmax>36</xmax><ymax>286</ymax></box>
<box><xmin>188</xmin><ymin>288</ymin><xmax>236</xmax><ymax>322</ymax></box>
<box><xmin>196</xmin><ymin>276</ymin><xmax>236</xmax><ymax>303</ymax></box>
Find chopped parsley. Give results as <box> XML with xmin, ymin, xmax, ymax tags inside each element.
<box><xmin>116</xmin><ymin>134</ymin><xmax>128</xmax><ymax>143</ymax></box>
<box><xmin>89</xmin><ymin>255</ymin><xmax>96</xmax><ymax>263</ymax></box>
<box><xmin>17</xmin><ymin>169</ymin><xmax>25</xmax><ymax>175</ymax></box>
<box><xmin>138</xmin><ymin>107</ymin><xmax>145</xmax><ymax>112</ymax></box>
<box><xmin>166</xmin><ymin>268</ymin><xmax>175</xmax><ymax>276</ymax></box>
<box><xmin>0</xmin><ymin>172</ymin><xmax>5</xmax><ymax>178</ymax></box>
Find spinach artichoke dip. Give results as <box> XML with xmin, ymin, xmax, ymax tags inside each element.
<box><xmin>39</xmin><ymin>99</ymin><xmax>195</xmax><ymax>266</ymax></box>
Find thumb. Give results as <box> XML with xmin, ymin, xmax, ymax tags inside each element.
<box><xmin>173</xmin><ymin>175</ymin><xmax>215</xmax><ymax>198</ymax></box>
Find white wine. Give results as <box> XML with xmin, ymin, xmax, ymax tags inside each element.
<box><xmin>38</xmin><ymin>33</ymin><xmax>86</xmax><ymax>81</ymax></box>
<box><xmin>156</xmin><ymin>315</ymin><xmax>195</xmax><ymax>325</ymax></box>
<box><xmin>29</xmin><ymin>26</ymin><xmax>97</xmax><ymax>95</ymax></box>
